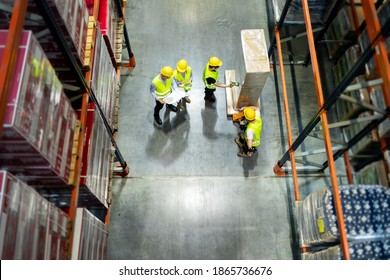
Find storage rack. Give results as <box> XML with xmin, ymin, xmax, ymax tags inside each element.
<box><xmin>268</xmin><ymin>0</ymin><xmax>390</xmax><ymax>259</ymax></box>
<box><xmin>0</xmin><ymin>0</ymin><xmax>134</xmax><ymax>259</ymax></box>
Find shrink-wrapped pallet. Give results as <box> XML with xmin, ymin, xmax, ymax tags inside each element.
<box><xmin>226</xmin><ymin>29</ymin><xmax>270</xmax><ymax>115</ymax></box>
<box><xmin>72</xmin><ymin>207</ymin><xmax>108</xmax><ymax>259</ymax></box>
<box><xmin>297</xmin><ymin>185</ymin><xmax>390</xmax><ymax>247</ymax></box>
<box><xmin>0</xmin><ymin>171</ymin><xmax>69</xmax><ymax>259</ymax></box>
<box><xmin>0</xmin><ymin>30</ymin><xmax>77</xmax><ymax>185</ymax></box>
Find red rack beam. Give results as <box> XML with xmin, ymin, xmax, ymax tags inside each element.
<box><xmin>0</xmin><ymin>0</ymin><xmax>28</xmax><ymax>138</ymax></box>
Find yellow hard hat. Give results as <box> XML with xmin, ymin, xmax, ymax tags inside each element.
<box><xmin>208</xmin><ymin>56</ymin><xmax>223</xmax><ymax>67</ymax></box>
<box><xmin>177</xmin><ymin>59</ymin><xmax>188</xmax><ymax>72</ymax></box>
<box><xmin>161</xmin><ymin>66</ymin><xmax>173</xmax><ymax>77</ymax></box>
<box><xmin>244</xmin><ymin>107</ymin><xmax>256</xmax><ymax>121</ymax></box>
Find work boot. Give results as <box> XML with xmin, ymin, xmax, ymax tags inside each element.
<box><xmin>154</xmin><ymin>115</ymin><xmax>162</xmax><ymax>125</ymax></box>
<box><xmin>234</xmin><ymin>138</ymin><xmax>243</xmax><ymax>148</ymax></box>
<box><xmin>178</xmin><ymin>101</ymin><xmax>185</xmax><ymax>110</ymax></box>
<box><xmin>237</xmin><ymin>152</ymin><xmax>249</xmax><ymax>157</ymax></box>
<box><xmin>166</xmin><ymin>104</ymin><xmax>178</xmax><ymax>112</ymax></box>
<box><xmin>184</xmin><ymin>96</ymin><xmax>191</xmax><ymax>103</ymax></box>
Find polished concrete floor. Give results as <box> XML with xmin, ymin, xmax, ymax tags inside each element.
<box><xmin>106</xmin><ymin>0</ymin><xmax>347</xmax><ymax>260</ymax></box>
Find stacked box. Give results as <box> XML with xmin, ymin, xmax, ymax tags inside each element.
<box><xmin>71</xmin><ymin>208</ymin><xmax>108</xmax><ymax>260</ymax></box>
<box><xmin>227</xmin><ymin>29</ymin><xmax>269</xmax><ymax>115</ymax></box>
<box><xmin>78</xmin><ymin>103</ymin><xmax>112</xmax><ymax>208</ymax></box>
<box><xmin>0</xmin><ymin>0</ymin><xmax>89</xmax><ymax>69</ymax></box>
<box><xmin>0</xmin><ymin>30</ymin><xmax>77</xmax><ymax>185</ymax></box>
<box><xmin>358</xmin><ymin>1</ymin><xmax>390</xmax><ymax>79</ymax></box>
<box><xmin>325</xmin><ymin>5</ymin><xmax>365</xmax><ymax>60</ymax></box>
<box><xmin>370</xmin><ymin>86</ymin><xmax>390</xmax><ymax>138</ymax></box>
<box><xmin>99</xmin><ymin>0</ymin><xmax>122</xmax><ymax>65</ymax></box>
<box><xmin>91</xmin><ymin>24</ymin><xmax>119</xmax><ymax>127</ymax></box>
<box><xmin>355</xmin><ymin>160</ymin><xmax>389</xmax><ymax>187</ymax></box>
<box><xmin>0</xmin><ymin>171</ymin><xmax>69</xmax><ymax>259</ymax></box>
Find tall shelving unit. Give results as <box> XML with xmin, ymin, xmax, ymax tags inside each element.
<box><xmin>0</xmin><ymin>0</ymin><xmax>134</xmax><ymax>259</ymax></box>
<box><xmin>268</xmin><ymin>0</ymin><xmax>390</xmax><ymax>259</ymax></box>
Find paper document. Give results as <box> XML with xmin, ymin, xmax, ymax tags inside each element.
<box><xmin>163</xmin><ymin>88</ymin><xmax>186</xmax><ymax>104</ymax></box>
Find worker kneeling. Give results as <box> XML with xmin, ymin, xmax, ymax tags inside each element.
<box><xmin>235</xmin><ymin>106</ymin><xmax>262</xmax><ymax>157</ymax></box>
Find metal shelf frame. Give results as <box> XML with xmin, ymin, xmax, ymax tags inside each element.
<box><xmin>269</xmin><ymin>0</ymin><xmax>390</xmax><ymax>260</ymax></box>
<box><xmin>0</xmin><ymin>0</ymin><xmax>133</xmax><ymax>259</ymax></box>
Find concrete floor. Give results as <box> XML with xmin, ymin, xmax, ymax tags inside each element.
<box><xmin>106</xmin><ymin>0</ymin><xmax>347</xmax><ymax>260</ymax></box>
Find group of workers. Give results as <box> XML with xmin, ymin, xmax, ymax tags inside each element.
<box><xmin>149</xmin><ymin>56</ymin><xmax>262</xmax><ymax>157</ymax></box>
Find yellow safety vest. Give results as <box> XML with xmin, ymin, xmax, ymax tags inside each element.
<box><xmin>245</xmin><ymin>114</ymin><xmax>262</xmax><ymax>147</ymax></box>
<box><xmin>174</xmin><ymin>66</ymin><xmax>192</xmax><ymax>91</ymax></box>
<box><xmin>203</xmin><ymin>63</ymin><xmax>218</xmax><ymax>90</ymax></box>
<box><xmin>152</xmin><ymin>75</ymin><xmax>172</xmax><ymax>98</ymax></box>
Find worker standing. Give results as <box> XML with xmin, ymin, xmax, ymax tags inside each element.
<box><xmin>235</xmin><ymin>106</ymin><xmax>262</xmax><ymax>157</ymax></box>
<box><xmin>150</xmin><ymin>66</ymin><xmax>178</xmax><ymax>125</ymax></box>
<box><xmin>202</xmin><ymin>56</ymin><xmax>232</xmax><ymax>102</ymax></box>
<box><xmin>173</xmin><ymin>59</ymin><xmax>192</xmax><ymax>110</ymax></box>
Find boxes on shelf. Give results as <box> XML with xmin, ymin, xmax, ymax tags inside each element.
<box><xmin>71</xmin><ymin>207</ymin><xmax>108</xmax><ymax>260</ymax></box>
<box><xmin>370</xmin><ymin>86</ymin><xmax>390</xmax><ymax>138</ymax></box>
<box><xmin>297</xmin><ymin>184</ymin><xmax>390</xmax><ymax>247</ymax></box>
<box><xmin>0</xmin><ymin>30</ymin><xmax>77</xmax><ymax>186</ymax></box>
<box><xmin>98</xmin><ymin>0</ymin><xmax>122</xmax><ymax>65</ymax></box>
<box><xmin>354</xmin><ymin>160</ymin><xmax>389</xmax><ymax>187</ymax></box>
<box><xmin>325</xmin><ymin>5</ymin><xmax>364</xmax><ymax>60</ymax></box>
<box><xmin>0</xmin><ymin>171</ymin><xmax>69</xmax><ymax>259</ymax></box>
<box><xmin>78</xmin><ymin>103</ymin><xmax>112</xmax><ymax>209</ymax></box>
<box><xmin>91</xmin><ymin>24</ymin><xmax>119</xmax><ymax>127</ymax></box>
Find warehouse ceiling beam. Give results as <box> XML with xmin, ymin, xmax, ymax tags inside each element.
<box><xmin>0</xmin><ymin>0</ymin><xmax>28</xmax><ymax>139</ymax></box>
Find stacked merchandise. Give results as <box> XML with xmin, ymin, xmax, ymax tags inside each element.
<box><xmin>332</xmin><ymin>45</ymin><xmax>380</xmax><ymax>163</ymax></box>
<box><xmin>303</xmin><ymin>240</ymin><xmax>390</xmax><ymax>260</ymax></box>
<box><xmin>71</xmin><ymin>207</ymin><xmax>108</xmax><ymax>260</ymax></box>
<box><xmin>342</xmin><ymin>111</ymin><xmax>380</xmax><ymax>159</ymax></box>
<box><xmin>297</xmin><ymin>184</ymin><xmax>390</xmax><ymax>259</ymax></box>
<box><xmin>0</xmin><ymin>30</ymin><xmax>77</xmax><ymax>185</ymax></box>
<box><xmin>371</xmin><ymin>86</ymin><xmax>390</xmax><ymax>138</ymax></box>
<box><xmin>272</xmin><ymin>0</ymin><xmax>336</xmax><ymax>24</ymax></box>
<box><xmin>0</xmin><ymin>171</ymin><xmax>69</xmax><ymax>259</ymax></box>
<box><xmin>0</xmin><ymin>0</ymin><xmax>89</xmax><ymax>70</ymax></box>
<box><xmin>358</xmin><ymin>0</ymin><xmax>390</xmax><ymax>79</ymax></box>
<box><xmin>91</xmin><ymin>24</ymin><xmax>119</xmax><ymax>127</ymax></box>
<box><xmin>78</xmin><ymin>104</ymin><xmax>112</xmax><ymax>209</ymax></box>
<box><xmin>354</xmin><ymin>160</ymin><xmax>389</xmax><ymax>187</ymax></box>
<box><xmin>98</xmin><ymin>0</ymin><xmax>122</xmax><ymax>65</ymax></box>
<box><xmin>324</xmin><ymin>5</ymin><xmax>364</xmax><ymax>60</ymax></box>
<box><xmin>332</xmin><ymin>45</ymin><xmax>362</xmax><ymax>85</ymax></box>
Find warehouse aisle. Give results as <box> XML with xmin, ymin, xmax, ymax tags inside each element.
<box><xmin>107</xmin><ymin>0</ymin><xmax>325</xmax><ymax>260</ymax></box>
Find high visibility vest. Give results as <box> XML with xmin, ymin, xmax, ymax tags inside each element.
<box><xmin>174</xmin><ymin>66</ymin><xmax>192</xmax><ymax>91</ymax></box>
<box><xmin>245</xmin><ymin>114</ymin><xmax>262</xmax><ymax>147</ymax></box>
<box><xmin>152</xmin><ymin>75</ymin><xmax>172</xmax><ymax>98</ymax></box>
<box><xmin>203</xmin><ymin>63</ymin><xmax>218</xmax><ymax>90</ymax></box>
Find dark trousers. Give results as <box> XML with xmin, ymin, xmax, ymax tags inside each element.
<box><xmin>154</xmin><ymin>100</ymin><xmax>164</xmax><ymax>117</ymax></box>
<box><xmin>204</xmin><ymin>87</ymin><xmax>215</xmax><ymax>100</ymax></box>
<box><xmin>238</xmin><ymin>134</ymin><xmax>257</xmax><ymax>154</ymax></box>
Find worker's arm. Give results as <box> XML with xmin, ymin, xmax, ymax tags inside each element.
<box><xmin>215</xmin><ymin>81</ymin><xmax>233</xmax><ymax>88</ymax></box>
<box><xmin>150</xmin><ymin>83</ymin><xmax>165</xmax><ymax>104</ymax></box>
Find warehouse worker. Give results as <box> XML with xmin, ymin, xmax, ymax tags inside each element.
<box><xmin>150</xmin><ymin>66</ymin><xmax>178</xmax><ymax>125</ymax></box>
<box><xmin>235</xmin><ymin>106</ymin><xmax>262</xmax><ymax>157</ymax></box>
<box><xmin>202</xmin><ymin>56</ymin><xmax>232</xmax><ymax>102</ymax></box>
<box><xmin>173</xmin><ymin>59</ymin><xmax>192</xmax><ymax>110</ymax></box>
